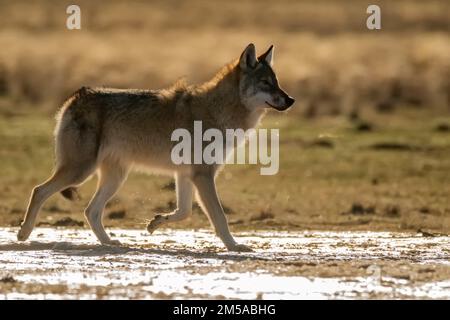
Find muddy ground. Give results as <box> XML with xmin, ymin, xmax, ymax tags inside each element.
<box><xmin>0</xmin><ymin>227</ymin><xmax>449</xmax><ymax>299</ymax></box>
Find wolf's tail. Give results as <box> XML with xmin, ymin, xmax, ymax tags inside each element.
<box><xmin>61</xmin><ymin>187</ymin><xmax>81</xmax><ymax>201</ymax></box>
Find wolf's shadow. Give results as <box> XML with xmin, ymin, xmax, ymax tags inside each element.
<box><xmin>0</xmin><ymin>241</ymin><xmax>268</xmax><ymax>262</ymax></box>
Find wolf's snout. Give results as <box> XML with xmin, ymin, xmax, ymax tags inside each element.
<box><xmin>271</xmin><ymin>94</ymin><xmax>295</xmax><ymax>111</ymax></box>
<box><xmin>286</xmin><ymin>96</ymin><xmax>295</xmax><ymax>107</ymax></box>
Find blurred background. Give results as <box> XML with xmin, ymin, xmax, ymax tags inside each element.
<box><xmin>0</xmin><ymin>0</ymin><xmax>449</xmax><ymax>234</ymax></box>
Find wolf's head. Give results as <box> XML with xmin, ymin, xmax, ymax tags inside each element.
<box><xmin>238</xmin><ymin>43</ymin><xmax>295</xmax><ymax>112</ymax></box>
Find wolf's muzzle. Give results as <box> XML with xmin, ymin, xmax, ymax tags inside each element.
<box><xmin>269</xmin><ymin>95</ymin><xmax>295</xmax><ymax>111</ymax></box>
<box><xmin>285</xmin><ymin>96</ymin><xmax>295</xmax><ymax>107</ymax></box>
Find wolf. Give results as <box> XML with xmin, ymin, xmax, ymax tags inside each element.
<box><xmin>17</xmin><ymin>43</ymin><xmax>294</xmax><ymax>252</ymax></box>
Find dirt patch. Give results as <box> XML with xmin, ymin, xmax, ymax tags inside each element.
<box><xmin>341</xmin><ymin>203</ymin><xmax>376</xmax><ymax>216</ymax></box>
<box><xmin>354</xmin><ymin>121</ymin><xmax>374</xmax><ymax>132</ymax></box>
<box><xmin>107</xmin><ymin>210</ymin><xmax>126</xmax><ymax>220</ymax></box>
<box><xmin>43</xmin><ymin>205</ymin><xmax>70</xmax><ymax>214</ymax></box>
<box><xmin>417</xmin><ymin>229</ymin><xmax>448</xmax><ymax>237</ymax></box>
<box><xmin>368</xmin><ymin>142</ymin><xmax>418</xmax><ymax>151</ymax></box>
<box><xmin>0</xmin><ymin>275</ymin><xmax>17</xmax><ymax>283</ymax></box>
<box><xmin>309</xmin><ymin>139</ymin><xmax>334</xmax><ymax>148</ymax></box>
<box><xmin>435</xmin><ymin>123</ymin><xmax>450</xmax><ymax>132</ymax></box>
<box><xmin>384</xmin><ymin>205</ymin><xmax>401</xmax><ymax>218</ymax></box>
<box><xmin>37</xmin><ymin>217</ymin><xmax>84</xmax><ymax>227</ymax></box>
<box><xmin>161</xmin><ymin>181</ymin><xmax>176</xmax><ymax>191</ymax></box>
<box><xmin>250</xmin><ymin>210</ymin><xmax>275</xmax><ymax>221</ymax></box>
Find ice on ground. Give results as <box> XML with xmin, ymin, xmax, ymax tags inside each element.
<box><xmin>0</xmin><ymin>228</ymin><xmax>449</xmax><ymax>299</ymax></box>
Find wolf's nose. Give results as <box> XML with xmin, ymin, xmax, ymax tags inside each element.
<box><xmin>286</xmin><ymin>96</ymin><xmax>295</xmax><ymax>107</ymax></box>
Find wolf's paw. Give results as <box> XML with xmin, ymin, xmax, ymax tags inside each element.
<box><xmin>17</xmin><ymin>224</ymin><xmax>31</xmax><ymax>242</ymax></box>
<box><xmin>146</xmin><ymin>214</ymin><xmax>165</xmax><ymax>234</ymax></box>
<box><xmin>227</xmin><ymin>243</ymin><xmax>253</xmax><ymax>252</ymax></box>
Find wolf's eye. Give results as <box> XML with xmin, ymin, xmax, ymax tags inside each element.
<box><xmin>260</xmin><ymin>80</ymin><xmax>271</xmax><ymax>86</ymax></box>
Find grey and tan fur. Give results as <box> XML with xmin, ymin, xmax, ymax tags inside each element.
<box><xmin>17</xmin><ymin>44</ymin><xmax>294</xmax><ymax>251</ymax></box>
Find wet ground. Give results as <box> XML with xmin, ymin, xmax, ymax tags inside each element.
<box><xmin>0</xmin><ymin>227</ymin><xmax>449</xmax><ymax>299</ymax></box>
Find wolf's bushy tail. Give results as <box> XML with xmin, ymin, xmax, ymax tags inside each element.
<box><xmin>61</xmin><ymin>187</ymin><xmax>81</xmax><ymax>201</ymax></box>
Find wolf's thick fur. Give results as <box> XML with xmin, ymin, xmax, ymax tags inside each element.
<box><xmin>18</xmin><ymin>44</ymin><xmax>294</xmax><ymax>251</ymax></box>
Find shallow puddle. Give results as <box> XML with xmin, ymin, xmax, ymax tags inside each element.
<box><xmin>0</xmin><ymin>228</ymin><xmax>449</xmax><ymax>299</ymax></box>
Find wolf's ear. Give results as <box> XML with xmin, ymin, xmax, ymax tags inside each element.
<box><xmin>239</xmin><ymin>43</ymin><xmax>257</xmax><ymax>71</ymax></box>
<box><xmin>258</xmin><ymin>45</ymin><xmax>274</xmax><ymax>67</ymax></box>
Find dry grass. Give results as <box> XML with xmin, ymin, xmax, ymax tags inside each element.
<box><xmin>0</xmin><ymin>0</ymin><xmax>448</xmax><ymax>116</ymax></box>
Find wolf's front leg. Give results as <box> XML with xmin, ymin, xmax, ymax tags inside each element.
<box><xmin>192</xmin><ymin>173</ymin><xmax>253</xmax><ymax>252</ymax></box>
<box><xmin>147</xmin><ymin>173</ymin><xmax>193</xmax><ymax>234</ymax></box>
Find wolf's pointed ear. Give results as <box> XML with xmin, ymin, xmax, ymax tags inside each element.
<box><xmin>239</xmin><ymin>43</ymin><xmax>257</xmax><ymax>71</ymax></box>
<box><xmin>258</xmin><ymin>45</ymin><xmax>274</xmax><ymax>67</ymax></box>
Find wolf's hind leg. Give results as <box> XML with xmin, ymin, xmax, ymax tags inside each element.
<box><xmin>18</xmin><ymin>165</ymin><xmax>94</xmax><ymax>241</ymax></box>
<box><xmin>84</xmin><ymin>161</ymin><xmax>128</xmax><ymax>245</ymax></box>
<box><xmin>147</xmin><ymin>173</ymin><xmax>193</xmax><ymax>234</ymax></box>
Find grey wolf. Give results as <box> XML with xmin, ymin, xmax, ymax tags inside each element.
<box><xmin>17</xmin><ymin>43</ymin><xmax>294</xmax><ymax>251</ymax></box>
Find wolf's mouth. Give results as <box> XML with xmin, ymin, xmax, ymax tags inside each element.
<box><xmin>265</xmin><ymin>101</ymin><xmax>277</xmax><ymax>108</ymax></box>
<box><xmin>265</xmin><ymin>101</ymin><xmax>286</xmax><ymax>111</ymax></box>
